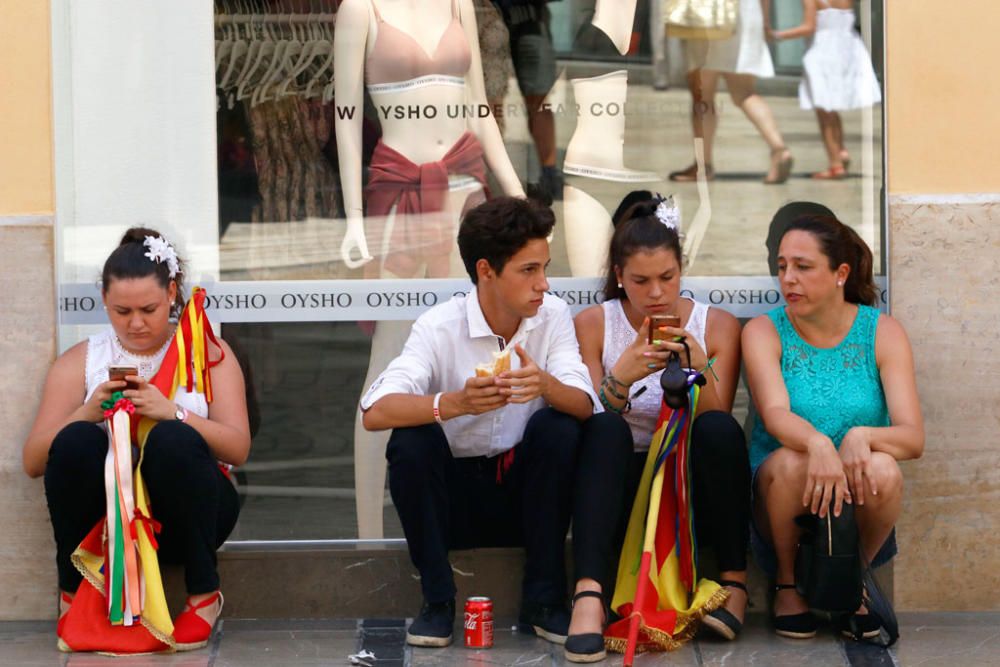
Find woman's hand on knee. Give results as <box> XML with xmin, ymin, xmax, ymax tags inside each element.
<box><xmin>803</xmin><ymin>435</ymin><xmax>851</xmax><ymax>518</ymax></box>
<box><xmin>838</xmin><ymin>427</ymin><xmax>876</xmax><ymax>506</ymax></box>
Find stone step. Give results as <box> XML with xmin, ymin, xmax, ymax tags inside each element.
<box><xmin>163</xmin><ymin>542</ymin><xmax>892</xmax><ymax>621</ymax></box>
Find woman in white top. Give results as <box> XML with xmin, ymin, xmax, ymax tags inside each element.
<box><xmin>571</xmin><ymin>193</ymin><xmax>749</xmax><ymax>644</ymax></box>
<box><xmin>23</xmin><ymin>228</ymin><xmax>250</xmax><ymax>650</ymax></box>
<box><xmin>768</xmin><ymin>0</ymin><xmax>882</xmax><ymax>179</ymax></box>
<box><xmin>670</xmin><ymin>0</ymin><xmax>794</xmax><ymax>184</ymax></box>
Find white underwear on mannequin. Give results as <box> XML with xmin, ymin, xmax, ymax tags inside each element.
<box><xmin>563</xmin><ymin>70</ymin><xmax>660</xmax><ymax>182</ymax></box>
<box><xmin>354</xmin><ymin>176</ymin><xmax>483</xmax><ymax>539</ymax></box>
<box><xmin>563</xmin><ymin>185</ymin><xmax>615</xmax><ymax>277</ymax></box>
<box><xmin>562</xmin><ymin>63</ymin><xmax>658</xmax><ymax>277</ymax></box>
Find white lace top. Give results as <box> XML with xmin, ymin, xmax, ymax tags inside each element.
<box><xmin>601</xmin><ymin>298</ymin><xmax>709</xmax><ymax>451</ymax></box>
<box><xmin>84</xmin><ymin>327</ymin><xmax>208</xmax><ymax>418</ymax></box>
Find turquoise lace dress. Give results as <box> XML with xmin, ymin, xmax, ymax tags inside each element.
<box><xmin>749</xmin><ymin>304</ymin><xmax>889</xmax><ymax>471</ymax></box>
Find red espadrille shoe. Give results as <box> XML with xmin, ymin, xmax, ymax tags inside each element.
<box><xmin>56</xmin><ymin>591</ymin><xmax>74</xmax><ymax>652</ymax></box>
<box><xmin>173</xmin><ymin>591</ymin><xmax>223</xmax><ymax>651</ymax></box>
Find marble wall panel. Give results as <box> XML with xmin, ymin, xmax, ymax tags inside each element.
<box><xmin>0</xmin><ymin>220</ymin><xmax>57</xmax><ymax>620</ymax></box>
<box><xmin>889</xmin><ymin>196</ymin><xmax>1000</xmax><ymax>610</ymax></box>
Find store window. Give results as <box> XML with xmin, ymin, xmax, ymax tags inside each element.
<box><xmin>55</xmin><ymin>0</ymin><xmax>885</xmax><ymax>543</ymax></box>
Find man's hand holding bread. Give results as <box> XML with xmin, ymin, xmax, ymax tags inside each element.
<box><xmin>438</xmin><ymin>345</ymin><xmax>548</xmax><ymax>420</ymax></box>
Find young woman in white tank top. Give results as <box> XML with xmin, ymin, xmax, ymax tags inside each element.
<box><xmin>570</xmin><ymin>194</ymin><xmax>750</xmax><ymax>647</ymax></box>
<box><xmin>22</xmin><ymin>228</ymin><xmax>250</xmax><ymax>651</ymax></box>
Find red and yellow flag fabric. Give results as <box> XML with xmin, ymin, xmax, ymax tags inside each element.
<box><xmin>605</xmin><ymin>384</ymin><xmax>728</xmax><ymax>656</ymax></box>
<box><xmin>59</xmin><ymin>288</ymin><xmax>221</xmax><ymax>654</ymax></box>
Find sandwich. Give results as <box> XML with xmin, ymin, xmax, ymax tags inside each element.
<box><xmin>475</xmin><ymin>347</ymin><xmax>512</xmax><ymax>378</ymax></box>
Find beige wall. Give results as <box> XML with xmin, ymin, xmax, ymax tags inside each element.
<box><xmin>0</xmin><ymin>1</ymin><xmax>58</xmax><ymax>620</ymax></box>
<box><xmin>886</xmin><ymin>0</ymin><xmax>1000</xmax><ymax>194</ymax></box>
<box><xmin>886</xmin><ymin>1</ymin><xmax>1000</xmax><ymax>610</ymax></box>
<box><xmin>0</xmin><ymin>1</ymin><xmax>54</xmax><ymax>214</ymax></box>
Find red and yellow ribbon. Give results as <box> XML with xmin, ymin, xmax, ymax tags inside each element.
<box><xmin>65</xmin><ymin>287</ymin><xmax>221</xmax><ymax>653</ymax></box>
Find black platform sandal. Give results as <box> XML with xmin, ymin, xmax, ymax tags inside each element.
<box><xmin>771</xmin><ymin>584</ymin><xmax>818</xmax><ymax>639</ymax></box>
<box><xmin>564</xmin><ymin>591</ymin><xmax>607</xmax><ymax>664</ymax></box>
<box><xmin>702</xmin><ymin>579</ymin><xmax>747</xmax><ymax>640</ymax></box>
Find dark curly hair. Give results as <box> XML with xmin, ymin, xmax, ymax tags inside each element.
<box><xmin>458</xmin><ymin>197</ymin><xmax>555</xmax><ymax>284</ymax></box>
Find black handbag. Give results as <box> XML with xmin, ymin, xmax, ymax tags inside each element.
<box><xmin>794</xmin><ymin>502</ymin><xmax>863</xmax><ymax>613</ymax></box>
<box><xmin>795</xmin><ymin>502</ymin><xmax>900</xmax><ymax>648</ymax></box>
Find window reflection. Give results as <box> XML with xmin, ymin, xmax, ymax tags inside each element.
<box><xmin>208</xmin><ymin>0</ymin><xmax>884</xmax><ymax>540</ymax></box>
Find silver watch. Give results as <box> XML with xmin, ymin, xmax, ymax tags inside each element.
<box><xmin>174</xmin><ymin>405</ymin><xmax>189</xmax><ymax>422</ymax></box>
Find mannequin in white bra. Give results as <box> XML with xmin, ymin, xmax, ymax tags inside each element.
<box><xmin>563</xmin><ymin>0</ymin><xmax>659</xmax><ymax>277</ymax></box>
<box><xmin>22</xmin><ymin>228</ymin><xmax>251</xmax><ymax>651</ymax></box>
<box><xmin>335</xmin><ymin>0</ymin><xmax>525</xmax><ymax>538</ymax></box>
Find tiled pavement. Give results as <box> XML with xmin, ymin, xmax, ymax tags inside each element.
<box><xmin>3</xmin><ymin>613</ymin><xmax>998</xmax><ymax>667</ymax></box>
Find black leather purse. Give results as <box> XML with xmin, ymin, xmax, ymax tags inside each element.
<box><xmin>794</xmin><ymin>503</ymin><xmax>863</xmax><ymax>613</ymax></box>
<box><xmin>795</xmin><ymin>502</ymin><xmax>900</xmax><ymax>647</ymax></box>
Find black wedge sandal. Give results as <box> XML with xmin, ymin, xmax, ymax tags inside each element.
<box><xmin>702</xmin><ymin>579</ymin><xmax>747</xmax><ymax>640</ymax></box>
<box><xmin>564</xmin><ymin>591</ymin><xmax>607</xmax><ymax>663</ymax></box>
<box><xmin>771</xmin><ymin>583</ymin><xmax>818</xmax><ymax>639</ymax></box>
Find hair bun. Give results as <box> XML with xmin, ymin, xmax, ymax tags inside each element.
<box><xmin>612</xmin><ymin>190</ymin><xmax>656</xmax><ymax>227</ymax></box>
<box><xmin>119</xmin><ymin>226</ymin><xmax>163</xmax><ymax>247</ymax></box>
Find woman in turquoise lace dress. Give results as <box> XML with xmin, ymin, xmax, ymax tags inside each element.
<box><xmin>743</xmin><ymin>214</ymin><xmax>923</xmax><ymax>640</ymax></box>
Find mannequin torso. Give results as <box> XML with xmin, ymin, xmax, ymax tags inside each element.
<box><xmin>591</xmin><ymin>0</ymin><xmax>637</xmax><ymax>56</ymax></box>
<box><xmin>365</xmin><ymin>0</ymin><xmax>474</xmax><ymax>164</ymax></box>
<box><xmin>334</xmin><ymin>0</ymin><xmax>523</xmax><ymax>266</ymax></box>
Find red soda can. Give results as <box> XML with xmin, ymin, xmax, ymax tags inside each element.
<box><xmin>464</xmin><ymin>596</ymin><xmax>494</xmax><ymax>648</ymax></box>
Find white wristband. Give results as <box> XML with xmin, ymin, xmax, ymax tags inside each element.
<box><xmin>432</xmin><ymin>392</ymin><xmax>444</xmax><ymax>425</ymax></box>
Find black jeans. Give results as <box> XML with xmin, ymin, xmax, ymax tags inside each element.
<box><xmin>571</xmin><ymin>412</ymin><xmax>635</xmax><ymax>594</ymax></box>
<box><xmin>386</xmin><ymin>407</ymin><xmax>581</xmax><ymax>606</ymax></box>
<box><xmin>44</xmin><ymin>420</ymin><xmax>240</xmax><ymax>595</ymax></box>
<box><xmin>575</xmin><ymin>410</ymin><xmax>751</xmax><ymax>595</ymax></box>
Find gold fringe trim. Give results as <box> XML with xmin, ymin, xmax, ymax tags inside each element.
<box><xmin>71</xmin><ymin>550</ymin><xmax>105</xmax><ymax>593</ymax></box>
<box><xmin>65</xmin><ymin>550</ymin><xmax>177</xmax><ymax>653</ymax></box>
<box><xmin>605</xmin><ymin>587</ymin><xmax>730</xmax><ymax>654</ymax></box>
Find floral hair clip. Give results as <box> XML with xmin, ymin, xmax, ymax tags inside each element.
<box><xmin>653</xmin><ymin>194</ymin><xmax>680</xmax><ymax>231</ymax></box>
<box><xmin>143</xmin><ymin>235</ymin><xmax>180</xmax><ymax>279</ymax></box>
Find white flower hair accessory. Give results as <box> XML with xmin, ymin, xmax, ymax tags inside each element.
<box><xmin>143</xmin><ymin>235</ymin><xmax>180</xmax><ymax>279</ymax></box>
<box><xmin>653</xmin><ymin>194</ymin><xmax>680</xmax><ymax>231</ymax></box>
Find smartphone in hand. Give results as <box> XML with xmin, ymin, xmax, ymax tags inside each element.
<box><xmin>108</xmin><ymin>365</ymin><xmax>139</xmax><ymax>391</ymax></box>
<box><xmin>648</xmin><ymin>315</ymin><xmax>681</xmax><ymax>345</ymax></box>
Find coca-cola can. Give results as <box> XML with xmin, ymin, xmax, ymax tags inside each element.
<box><xmin>464</xmin><ymin>596</ymin><xmax>494</xmax><ymax>648</ymax></box>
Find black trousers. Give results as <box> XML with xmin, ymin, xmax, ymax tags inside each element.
<box><xmin>575</xmin><ymin>410</ymin><xmax>751</xmax><ymax>594</ymax></box>
<box><xmin>571</xmin><ymin>412</ymin><xmax>635</xmax><ymax>594</ymax></box>
<box><xmin>386</xmin><ymin>407</ymin><xmax>582</xmax><ymax>606</ymax></box>
<box><xmin>44</xmin><ymin>421</ymin><xmax>240</xmax><ymax>595</ymax></box>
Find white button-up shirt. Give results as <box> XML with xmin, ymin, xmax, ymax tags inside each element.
<box><xmin>360</xmin><ymin>288</ymin><xmax>600</xmax><ymax>458</ymax></box>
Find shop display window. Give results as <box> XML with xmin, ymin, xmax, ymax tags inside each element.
<box><xmin>55</xmin><ymin>0</ymin><xmax>886</xmax><ymax>541</ymax></box>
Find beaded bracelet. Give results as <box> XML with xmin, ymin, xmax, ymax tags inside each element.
<box><xmin>598</xmin><ymin>385</ymin><xmax>632</xmax><ymax>414</ymax></box>
<box><xmin>598</xmin><ymin>385</ymin><xmax>623</xmax><ymax>413</ymax></box>
<box><xmin>601</xmin><ymin>376</ymin><xmax>627</xmax><ymax>401</ymax></box>
<box><xmin>605</xmin><ymin>372</ymin><xmax>630</xmax><ymax>389</ymax></box>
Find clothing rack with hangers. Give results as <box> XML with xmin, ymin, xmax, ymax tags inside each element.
<box><xmin>215</xmin><ymin>6</ymin><xmax>339</xmax><ymax>105</ymax></box>
<box><xmin>214</xmin><ymin>13</ymin><xmax>337</xmax><ymax>25</ymax></box>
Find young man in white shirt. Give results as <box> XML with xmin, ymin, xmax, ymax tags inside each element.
<box><xmin>361</xmin><ymin>197</ymin><xmax>630</xmax><ymax>651</ymax></box>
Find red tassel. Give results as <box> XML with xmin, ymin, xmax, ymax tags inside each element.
<box><xmin>496</xmin><ymin>448</ymin><xmax>516</xmax><ymax>484</ymax></box>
